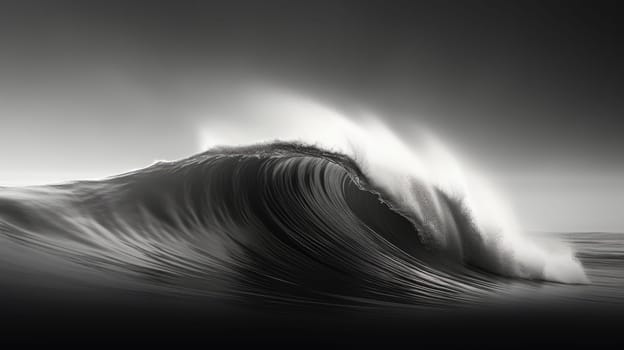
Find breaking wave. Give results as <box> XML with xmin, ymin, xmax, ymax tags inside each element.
<box><xmin>0</xmin><ymin>89</ymin><xmax>587</xmax><ymax>308</ymax></box>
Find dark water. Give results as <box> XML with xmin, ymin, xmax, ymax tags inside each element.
<box><xmin>0</xmin><ymin>144</ymin><xmax>622</xmax><ymax>344</ymax></box>
<box><xmin>558</xmin><ymin>232</ymin><xmax>624</xmax><ymax>305</ymax></box>
<box><xmin>2</xmin><ymin>231</ymin><xmax>623</xmax><ymax>345</ymax></box>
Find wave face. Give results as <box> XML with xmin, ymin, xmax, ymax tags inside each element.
<box><xmin>0</xmin><ymin>141</ymin><xmax>586</xmax><ymax>308</ymax></box>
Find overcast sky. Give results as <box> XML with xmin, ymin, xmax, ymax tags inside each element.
<box><xmin>0</xmin><ymin>0</ymin><xmax>622</xmax><ymax>232</ymax></box>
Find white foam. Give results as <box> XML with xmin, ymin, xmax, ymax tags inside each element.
<box><xmin>195</xmin><ymin>86</ymin><xmax>589</xmax><ymax>284</ymax></box>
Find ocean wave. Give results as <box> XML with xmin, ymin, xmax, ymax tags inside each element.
<box><xmin>0</xmin><ymin>141</ymin><xmax>586</xmax><ymax>307</ymax></box>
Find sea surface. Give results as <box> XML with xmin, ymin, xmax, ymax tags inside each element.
<box><xmin>0</xmin><ymin>144</ymin><xmax>622</xmax><ymax>345</ymax></box>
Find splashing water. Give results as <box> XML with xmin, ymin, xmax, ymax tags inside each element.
<box><xmin>198</xmin><ymin>87</ymin><xmax>588</xmax><ymax>283</ymax></box>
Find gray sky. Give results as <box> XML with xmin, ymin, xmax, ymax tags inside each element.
<box><xmin>0</xmin><ymin>0</ymin><xmax>622</xmax><ymax>232</ymax></box>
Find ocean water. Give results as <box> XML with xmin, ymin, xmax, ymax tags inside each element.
<box><xmin>558</xmin><ymin>232</ymin><xmax>624</xmax><ymax>304</ymax></box>
<box><xmin>0</xmin><ymin>144</ymin><xmax>623</xmax><ymax>345</ymax></box>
